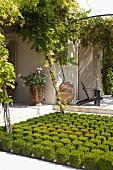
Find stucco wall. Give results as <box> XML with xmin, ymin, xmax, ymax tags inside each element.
<box><xmin>5</xmin><ymin>33</ymin><xmax>78</xmax><ymax>104</ymax></box>
<box><xmin>78</xmin><ymin>45</ymin><xmax>102</xmax><ymax>100</ymax></box>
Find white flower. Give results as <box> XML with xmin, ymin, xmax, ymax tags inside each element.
<box><xmin>18</xmin><ymin>73</ymin><xmax>22</xmax><ymax>78</ymax></box>
<box><xmin>37</xmin><ymin>67</ymin><xmax>42</xmax><ymax>71</ymax></box>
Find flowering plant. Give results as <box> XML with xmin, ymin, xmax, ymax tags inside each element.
<box><xmin>19</xmin><ymin>69</ymin><xmax>46</xmax><ymax>86</ymax></box>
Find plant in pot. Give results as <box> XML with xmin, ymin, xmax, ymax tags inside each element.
<box><xmin>19</xmin><ymin>69</ymin><xmax>46</xmax><ymax>106</ymax></box>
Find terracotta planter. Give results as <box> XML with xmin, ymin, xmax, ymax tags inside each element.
<box><xmin>29</xmin><ymin>85</ymin><xmax>45</xmax><ymax>106</ymax></box>
<box><xmin>58</xmin><ymin>81</ymin><xmax>75</xmax><ymax>104</ymax></box>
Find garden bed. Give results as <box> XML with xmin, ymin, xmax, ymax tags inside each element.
<box><xmin>0</xmin><ymin>112</ymin><xmax>113</xmax><ymax>170</ymax></box>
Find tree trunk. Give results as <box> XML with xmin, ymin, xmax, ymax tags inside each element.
<box><xmin>45</xmin><ymin>56</ymin><xmax>65</xmax><ymax>114</ymax></box>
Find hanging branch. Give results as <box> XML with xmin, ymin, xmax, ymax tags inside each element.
<box><xmin>71</xmin><ymin>14</ymin><xmax>113</xmax><ymax>23</ymax></box>
<box><xmin>45</xmin><ymin>56</ymin><xmax>65</xmax><ymax>114</ymax></box>
<box><xmin>60</xmin><ymin>65</ymin><xmax>66</xmax><ymax>82</ymax></box>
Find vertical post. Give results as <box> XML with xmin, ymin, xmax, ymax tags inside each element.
<box><xmin>94</xmin><ymin>89</ymin><xmax>101</xmax><ymax>106</ymax></box>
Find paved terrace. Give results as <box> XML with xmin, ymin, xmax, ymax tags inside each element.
<box><xmin>0</xmin><ymin>95</ymin><xmax>113</xmax><ymax>170</ymax></box>
<box><xmin>0</xmin><ymin>95</ymin><xmax>113</xmax><ymax>125</ymax></box>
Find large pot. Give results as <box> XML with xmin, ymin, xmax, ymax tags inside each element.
<box><xmin>29</xmin><ymin>84</ymin><xmax>45</xmax><ymax>106</ymax></box>
<box><xmin>58</xmin><ymin>81</ymin><xmax>75</xmax><ymax>104</ymax></box>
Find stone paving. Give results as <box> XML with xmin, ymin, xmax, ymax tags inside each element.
<box><xmin>0</xmin><ymin>151</ymin><xmax>77</xmax><ymax>170</ymax></box>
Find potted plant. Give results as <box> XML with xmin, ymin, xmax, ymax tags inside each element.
<box><xmin>19</xmin><ymin>69</ymin><xmax>46</xmax><ymax>106</ymax></box>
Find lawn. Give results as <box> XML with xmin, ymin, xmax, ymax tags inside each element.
<box><xmin>0</xmin><ymin>112</ymin><xmax>113</xmax><ymax>170</ymax></box>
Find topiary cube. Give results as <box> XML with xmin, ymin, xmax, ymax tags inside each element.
<box><xmin>69</xmin><ymin>150</ymin><xmax>84</xmax><ymax>169</ymax></box>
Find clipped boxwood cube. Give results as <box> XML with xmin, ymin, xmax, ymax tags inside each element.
<box><xmin>79</xmin><ymin>136</ymin><xmax>88</xmax><ymax>143</ymax></box>
<box><xmin>32</xmin><ymin>133</ymin><xmax>42</xmax><ymax>139</ymax></box>
<box><xmin>80</xmin><ymin>128</ymin><xmax>89</xmax><ymax>135</ymax></box>
<box><xmin>91</xmin><ymin>149</ymin><xmax>105</xmax><ymax>155</ymax></box>
<box><xmin>90</xmin><ymin>138</ymin><xmax>101</xmax><ymax>145</ymax></box>
<box><xmin>78</xmin><ymin>146</ymin><xmax>90</xmax><ymax>153</ymax></box>
<box><xmin>96</xmin><ymin>135</ymin><xmax>106</xmax><ymax>143</ymax></box>
<box><xmin>97</xmin><ymin>144</ymin><xmax>109</xmax><ymax>152</ymax></box>
<box><xmin>22</xmin><ymin>136</ymin><xmax>34</xmax><ymax>143</ymax></box>
<box><xmin>75</xmin><ymin>131</ymin><xmax>83</xmax><ymax>137</ymax></box>
<box><xmin>84</xmin><ymin>142</ymin><xmax>96</xmax><ymax>151</ymax></box>
<box><xmin>101</xmin><ymin>132</ymin><xmax>111</xmax><ymax>140</ymax></box>
<box><xmin>41</xmin><ymin>140</ymin><xmax>52</xmax><ymax>147</ymax></box>
<box><xmin>0</xmin><ymin>131</ymin><xmax>5</xmax><ymax>150</ymax></box>
<box><xmin>49</xmin><ymin>131</ymin><xmax>58</xmax><ymax>136</ymax></box>
<box><xmin>2</xmin><ymin>132</ymin><xmax>13</xmax><ymax>152</ymax></box>
<box><xmin>32</xmin><ymin>138</ymin><xmax>43</xmax><ymax>145</ymax></box>
<box><xmin>69</xmin><ymin>134</ymin><xmax>78</xmax><ymax>141</ymax></box>
<box><xmin>43</xmin><ymin>146</ymin><xmax>55</xmax><ymax>161</ymax></box>
<box><xmin>83</xmin><ymin>152</ymin><xmax>99</xmax><ymax>170</ymax></box>
<box><xmin>40</xmin><ymin>135</ymin><xmax>51</xmax><ymax>140</ymax></box>
<box><xmin>60</xmin><ymin>138</ymin><xmax>71</xmax><ymax>145</ymax></box>
<box><xmin>98</xmin><ymin>153</ymin><xmax>113</xmax><ymax>170</ymax></box>
<box><xmin>84</xmin><ymin>133</ymin><xmax>95</xmax><ymax>140</ymax></box>
<box><xmin>90</xmin><ymin>130</ymin><xmax>100</xmax><ymax>137</ymax></box>
<box><xmin>49</xmin><ymin>136</ymin><xmax>59</xmax><ymax>142</ymax></box>
<box><xmin>22</xmin><ymin>130</ymin><xmax>32</xmax><ymax>136</ymax></box>
<box><xmin>69</xmin><ymin>150</ymin><xmax>84</xmax><ymax>169</ymax></box>
<box><xmin>65</xmin><ymin>144</ymin><xmax>76</xmax><ymax>152</ymax></box>
<box><xmin>72</xmin><ymin>140</ymin><xmax>83</xmax><ymax>149</ymax></box>
<box><xmin>52</xmin><ymin>141</ymin><xmax>64</xmax><ymax>151</ymax></box>
<box><xmin>56</xmin><ymin>148</ymin><xmax>69</xmax><ymax>164</ymax></box>
<box><xmin>22</xmin><ymin>142</ymin><xmax>33</xmax><ymax>157</ymax></box>
<box><xmin>58</xmin><ymin>132</ymin><xmax>68</xmax><ymax>138</ymax></box>
<box><xmin>32</xmin><ymin>144</ymin><xmax>44</xmax><ymax>158</ymax></box>
<box><xmin>12</xmin><ymin>139</ymin><xmax>25</xmax><ymax>155</ymax></box>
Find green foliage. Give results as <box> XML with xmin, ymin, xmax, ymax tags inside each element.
<box><xmin>12</xmin><ymin>139</ymin><xmax>25</xmax><ymax>155</ymax></box>
<box><xmin>16</xmin><ymin>0</ymin><xmax>79</xmax><ymax>65</ymax></box>
<box><xmin>20</xmin><ymin>70</ymin><xmax>46</xmax><ymax>86</ymax></box>
<box><xmin>52</xmin><ymin>142</ymin><xmax>64</xmax><ymax>151</ymax></box>
<box><xmin>58</xmin><ymin>132</ymin><xmax>68</xmax><ymax>138</ymax></box>
<box><xmin>78</xmin><ymin>17</ymin><xmax>113</xmax><ymax>95</ymax></box>
<box><xmin>60</xmin><ymin>138</ymin><xmax>71</xmax><ymax>145</ymax></box>
<box><xmin>90</xmin><ymin>138</ymin><xmax>101</xmax><ymax>145</ymax></box>
<box><xmin>1</xmin><ymin>112</ymin><xmax>113</xmax><ymax>169</ymax></box>
<box><xmin>84</xmin><ymin>142</ymin><xmax>96</xmax><ymax>151</ymax></box>
<box><xmin>98</xmin><ymin>152</ymin><xmax>113</xmax><ymax>170</ymax></box>
<box><xmin>43</xmin><ymin>146</ymin><xmax>55</xmax><ymax>161</ymax></box>
<box><xmin>78</xmin><ymin>146</ymin><xmax>90</xmax><ymax>154</ymax></box>
<box><xmin>69</xmin><ymin>150</ymin><xmax>84</xmax><ymax>169</ymax></box>
<box><xmin>1</xmin><ymin>132</ymin><xmax>13</xmax><ymax>152</ymax></box>
<box><xmin>0</xmin><ymin>0</ymin><xmax>22</xmax><ymax>25</ymax></box>
<box><xmin>96</xmin><ymin>135</ymin><xmax>106</xmax><ymax>143</ymax></box>
<box><xmin>22</xmin><ymin>142</ymin><xmax>33</xmax><ymax>157</ymax></box>
<box><xmin>91</xmin><ymin>149</ymin><xmax>105</xmax><ymax>155</ymax></box>
<box><xmin>0</xmin><ymin>34</ymin><xmax>16</xmax><ymax>103</ymax></box>
<box><xmin>69</xmin><ymin>134</ymin><xmax>78</xmax><ymax>141</ymax></box>
<box><xmin>32</xmin><ymin>144</ymin><xmax>43</xmax><ymax>158</ymax></box>
<box><xmin>72</xmin><ymin>140</ymin><xmax>83</xmax><ymax>149</ymax></box>
<box><xmin>56</xmin><ymin>148</ymin><xmax>69</xmax><ymax>164</ymax></box>
<box><xmin>79</xmin><ymin>136</ymin><xmax>88</xmax><ymax>143</ymax></box>
<box><xmin>97</xmin><ymin>144</ymin><xmax>109</xmax><ymax>152</ymax></box>
<box><xmin>83</xmin><ymin>152</ymin><xmax>99</xmax><ymax>170</ymax></box>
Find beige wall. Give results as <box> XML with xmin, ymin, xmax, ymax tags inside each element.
<box><xmin>5</xmin><ymin>32</ymin><xmax>102</xmax><ymax>104</ymax></box>
<box><xmin>5</xmin><ymin>33</ymin><xmax>78</xmax><ymax>105</ymax></box>
<box><xmin>78</xmin><ymin>45</ymin><xmax>102</xmax><ymax>100</ymax></box>
<box><xmin>5</xmin><ymin>33</ymin><xmax>55</xmax><ymax>104</ymax></box>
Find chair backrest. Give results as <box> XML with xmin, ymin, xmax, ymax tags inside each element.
<box><xmin>81</xmin><ymin>81</ymin><xmax>89</xmax><ymax>99</ymax></box>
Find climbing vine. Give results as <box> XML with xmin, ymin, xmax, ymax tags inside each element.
<box><xmin>75</xmin><ymin>16</ymin><xmax>113</xmax><ymax>95</ymax></box>
<box><xmin>15</xmin><ymin>0</ymin><xmax>89</xmax><ymax>113</ymax></box>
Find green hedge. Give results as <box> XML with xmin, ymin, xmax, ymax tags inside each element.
<box><xmin>0</xmin><ymin>112</ymin><xmax>113</xmax><ymax>170</ymax></box>
<box><xmin>69</xmin><ymin>150</ymin><xmax>84</xmax><ymax>168</ymax></box>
